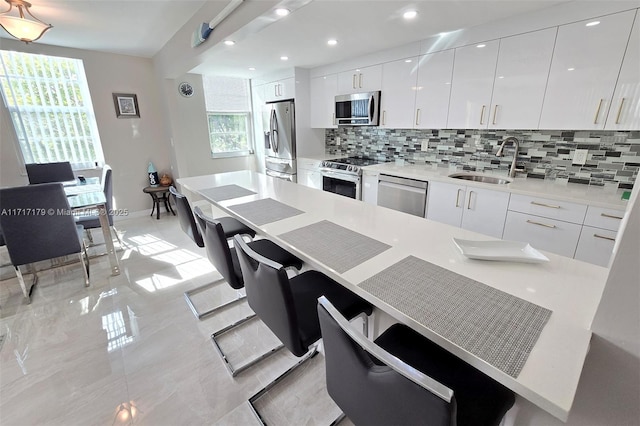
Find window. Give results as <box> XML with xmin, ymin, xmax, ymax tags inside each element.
<box><xmin>0</xmin><ymin>50</ymin><xmax>104</xmax><ymax>169</ymax></box>
<box><xmin>203</xmin><ymin>75</ymin><xmax>253</xmax><ymax>158</ymax></box>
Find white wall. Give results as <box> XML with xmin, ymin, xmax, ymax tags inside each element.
<box><xmin>161</xmin><ymin>73</ymin><xmax>256</xmax><ymax>182</ymax></box>
<box><xmin>0</xmin><ymin>38</ymin><xmax>170</xmax><ymax>215</ymax></box>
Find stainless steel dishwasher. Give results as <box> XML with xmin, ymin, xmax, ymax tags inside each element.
<box><xmin>377</xmin><ymin>174</ymin><xmax>428</xmax><ymax>217</ymax></box>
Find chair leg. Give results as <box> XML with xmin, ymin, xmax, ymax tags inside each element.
<box><xmin>79</xmin><ymin>242</ymin><xmax>90</xmax><ymax>287</ymax></box>
<box><xmin>184</xmin><ymin>278</ymin><xmax>236</xmax><ymax>320</ymax></box>
<box><xmin>247</xmin><ymin>344</ymin><xmax>327</xmax><ymax>425</ymax></box>
<box><xmin>111</xmin><ymin>226</ymin><xmax>124</xmax><ymax>246</ymax></box>
<box><xmin>85</xmin><ymin>229</ymin><xmax>94</xmax><ymax>244</ymax></box>
<box><xmin>211</xmin><ymin>314</ymin><xmax>284</xmax><ymax>377</ymax></box>
<box><xmin>14</xmin><ymin>266</ymin><xmax>37</xmax><ymax>304</ymax></box>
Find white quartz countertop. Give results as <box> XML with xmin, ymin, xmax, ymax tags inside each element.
<box><xmin>178</xmin><ymin>171</ymin><xmax>609</xmax><ymax>422</ymax></box>
<box><xmin>363</xmin><ymin>162</ymin><xmax>629</xmax><ymax>210</ymax></box>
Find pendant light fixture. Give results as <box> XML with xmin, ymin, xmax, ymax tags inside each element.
<box><xmin>0</xmin><ymin>0</ymin><xmax>52</xmax><ymax>43</ymax></box>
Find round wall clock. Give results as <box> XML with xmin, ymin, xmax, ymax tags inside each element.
<box><xmin>178</xmin><ymin>82</ymin><xmax>194</xmax><ymax>97</ymax></box>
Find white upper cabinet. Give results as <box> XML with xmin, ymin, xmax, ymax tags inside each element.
<box><xmin>488</xmin><ymin>28</ymin><xmax>556</xmax><ymax>129</ymax></box>
<box><xmin>414</xmin><ymin>50</ymin><xmax>454</xmax><ymax>129</ymax></box>
<box><xmin>337</xmin><ymin>64</ymin><xmax>382</xmax><ymax>94</ymax></box>
<box><xmin>447</xmin><ymin>40</ymin><xmax>500</xmax><ymax>129</ymax></box>
<box><xmin>380</xmin><ymin>57</ymin><xmax>419</xmax><ymax>129</ymax></box>
<box><xmin>605</xmin><ymin>11</ymin><xmax>640</xmax><ymax>130</ymax></box>
<box><xmin>265</xmin><ymin>77</ymin><xmax>295</xmax><ymax>102</ymax></box>
<box><xmin>310</xmin><ymin>74</ymin><xmax>338</xmax><ymax>128</ymax></box>
<box><xmin>539</xmin><ymin>10</ymin><xmax>636</xmax><ymax>130</ymax></box>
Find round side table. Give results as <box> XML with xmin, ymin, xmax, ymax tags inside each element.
<box><xmin>142</xmin><ymin>186</ymin><xmax>176</xmax><ymax>220</ymax></box>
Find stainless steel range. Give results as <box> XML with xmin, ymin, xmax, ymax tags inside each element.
<box><xmin>320</xmin><ymin>157</ymin><xmax>380</xmax><ymax>200</ymax></box>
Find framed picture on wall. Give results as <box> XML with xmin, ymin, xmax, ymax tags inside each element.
<box><xmin>113</xmin><ymin>93</ymin><xmax>140</xmax><ymax>118</ymax></box>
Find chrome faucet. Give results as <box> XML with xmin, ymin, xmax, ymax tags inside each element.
<box><xmin>496</xmin><ymin>137</ymin><xmax>520</xmax><ymax>178</ymax></box>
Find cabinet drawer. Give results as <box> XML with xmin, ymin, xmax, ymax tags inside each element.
<box><xmin>508</xmin><ymin>194</ymin><xmax>587</xmax><ymax>224</ymax></box>
<box><xmin>574</xmin><ymin>226</ymin><xmax>617</xmax><ymax>267</ymax></box>
<box><xmin>503</xmin><ymin>211</ymin><xmax>582</xmax><ymax>258</ymax></box>
<box><xmin>583</xmin><ymin>206</ymin><xmax>624</xmax><ymax>231</ymax></box>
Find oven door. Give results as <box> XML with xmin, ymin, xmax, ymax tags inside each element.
<box><xmin>321</xmin><ymin>169</ymin><xmax>361</xmax><ymax>200</ymax></box>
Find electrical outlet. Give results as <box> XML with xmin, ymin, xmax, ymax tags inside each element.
<box><xmin>573</xmin><ymin>149</ymin><xmax>588</xmax><ymax>165</ymax></box>
<box><xmin>421</xmin><ymin>140</ymin><xmax>429</xmax><ymax>151</ymax></box>
<box><xmin>336</xmin><ymin>137</ymin><xmax>341</xmax><ymax>146</ymax></box>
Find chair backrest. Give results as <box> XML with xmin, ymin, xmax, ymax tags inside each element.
<box><xmin>169</xmin><ymin>186</ymin><xmax>204</xmax><ymax>248</ymax></box>
<box><xmin>0</xmin><ymin>183</ymin><xmax>82</xmax><ymax>266</ymax></box>
<box><xmin>26</xmin><ymin>162</ymin><xmax>74</xmax><ymax>184</ymax></box>
<box><xmin>317</xmin><ymin>296</ymin><xmax>456</xmax><ymax>426</ymax></box>
<box><xmin>194</xmin><ymin>207</ymin><xmax>243</xmax><ymax>289</ymax></box>
<box><xmin>233</xmin><ymin>234</ymin><xmax>307</xmax><ymax>356</ymax></box>
<box><xmin>102</xmin><ymin>164</ymin><xmax>114</xmax><ymax>225</ymax></box>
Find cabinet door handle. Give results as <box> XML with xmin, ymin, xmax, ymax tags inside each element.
<box><xmin>531</xmin><ymin>201</ymin><xmax>561</xmax><ymax>209</ymax></box>
<box><xmin>615</xmin><ymin>98</ymin><xmax>626</xmax><ymax>124</ymax></box>
<box><xmin>467</xmin><ymin>191</ymin><xmax>474</xmax><ymax>209</ymax></box>
<box><xmin>594</xmin><ymin>234</ymin><xmax>615</xmax><ymax>242</ymax></box>
<box><xmin>492</xmin><ymin>105</ymin><xmax>499</xmax><ymax>125</ymax></box>
<box><xmin>352</xmin><ymin>74</ymin><xmax>357</xmax><ymax>89</ymax></box>
<box><xmin>455</xmin><ymin>189</ymin><xmax>462</xmax><ymax>208</ymax></box>
<box><xmin>274</xmin><ymin>84</ymin><xmax>278</xmax><ymax>97</ymax></box>
<box><xmin>332</xmin><ymin>113</ymin><xmax>336</xmax><ymax>125</ymax></box>
<box><xmin>479</xmin><ymin>105</ymin><xmax>486</xmax><ymax>125</ymax></box>
<box><xmin>415</xmin><ymin>108</ymin><xmax>421</xmax><ymax>126</ymax></box>
<box><xmin>593</xmin><ymin>99</ymin><xmax>604</xmax><ymax>124</ymax></box>
<box><xmin>600</xmin><ymin>212</ymin><xmax>623</xmax><ymax>220</ymax></box>
<box><xmin>382</xmin><ymin>110</ymin><xmax>386</xmax><ymax>126</ymax></box>
<box><xmin>359</xmin><ymin>73</ymin><xmax>363</xmax><ymax>88</ymax></box>
<box><xmin>526</xmin><ymin>219</ymin><xmax>556</xmax><ymax>229</ymax></box>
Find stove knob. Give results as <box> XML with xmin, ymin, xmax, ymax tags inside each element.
<box><xmin>321</xmin><ymin>161</ymin><xmax>327</xmax><ymax>167</ymax></box>
<box><xmin>347</xmin><ymin>165</ymin><xmax>354</xmax><ymax>172</ymax></box>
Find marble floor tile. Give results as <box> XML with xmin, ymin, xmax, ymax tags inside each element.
<box><xmin>0</xmin><ymin>214</ymin><xmax>353</xmax><ymax>426</ymax></box>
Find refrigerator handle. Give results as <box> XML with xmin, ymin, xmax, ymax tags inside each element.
<box><xmin>368</xmin><ymin>94</ymin><xmax>374</xmax><ymax>123</ymax></box>
<box><xmin>271</xmin><ymin>109</ymin><xmax>279</xmax><ymax>153</ymax></box>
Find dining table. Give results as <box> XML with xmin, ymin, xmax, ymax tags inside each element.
<box><xmin>64</xmin><ymin>177</ymin><xmax>120</xmax><ymax>276</ymax></box>
<box><xmin>177</xmin><ymin>170</ymin><xmax>608</xmax><ymax>422</ymax></box>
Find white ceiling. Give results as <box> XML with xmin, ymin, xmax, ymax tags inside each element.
<box><xmin>0</xmin><ymin>0</ymin><xmax>572</xmax><ymax>77</ymax></box>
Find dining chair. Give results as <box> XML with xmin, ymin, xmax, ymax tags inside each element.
<box><xmin>317</xmin><ymin>296</ymin><xmax>516</xmax><ymax>426</ymax></box>
<box><xmin>232</xmin><ymin>234</ymin><xmax>373</xmax><ymax>422</ymax></box>
<box><xmin>197</xmin><ymin>208</ymin><xmax>304</xmax><ymax>376</ymax></box>
<box><xmin>169</xmin><ymin>185</ymin><xmax>257</xmax><ymax>320</ymax></box>
<box><xmin>0</xmin><ymin>183</ymin><xmax>90</xmax><ymax>303</ymax></box>
<box><xmin>75</xmin><ymin>165</ymin><xmax>122</xmax><ymax>246</ymax></box>
<box><xmin>25</xmin><ymin>161</ymin><xmax>75</xmax><ymax>184</ymax></box>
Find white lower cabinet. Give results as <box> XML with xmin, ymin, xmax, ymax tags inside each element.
<box><xmin>297</xmin><ymin>159</ymin><xmax>322</xmax><ymax>190</ymax></box>
<box><xmin>426</xmin><ymin>181</ymin><xmax>509</xmax><ymax>238</ymax></box>
<box><xmin>574</xmin><ymin>226</ymin><xmax>617</xmax><ymax>267</ymax></box>
<box><xmin>503</xmin><ymin>211</ymin><xmax>583</xmax><ymax>258</ymax></box>
<box><xmin>362</xmin><ymin>171</ymin><xmax>379</xmax><ymax>205</ymax></box>
<box><xmin>574</xmin><ymin>205</ymin><xmax>624</xmax><ymax>266</ymax></box>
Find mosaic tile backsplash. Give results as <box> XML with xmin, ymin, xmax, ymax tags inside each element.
<box><xmin>325</xmin><ymin>129</ymin><xmax>639</xmax><ymax>189</ymax></box>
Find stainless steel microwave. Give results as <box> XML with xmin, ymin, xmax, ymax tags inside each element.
<box><xmin>335</xmin><ymin>91</ymin><xmax>381</xmax><ymax>126</ymax></box>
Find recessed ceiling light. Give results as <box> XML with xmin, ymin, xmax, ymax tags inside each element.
<box><xmin>405</xmin><ymin>59</ymin><xmax>412</xmax><ymax>63</ymax></box>
<box><xmin>586</xmin><ymin>21</ymin><xmax>600</xmax><ymax>27</ymax></box>
<box><xmin>275</xmin><ymin>8</ymin><xmax>290</xmax><ymax>16</ymax></box>
<box><xmin>280</xmin><ymin>56</ymin><xmax>289</xmax><ymax>61</ymax></box>
<box><xmin>476</xmin><ymin>44</ymin><xmax>486</xmax><ymax>48</ymax></box>
<box><xmin>327</xmin><ymin>39</ymin><xmax>338</xmax><ymax>46</ymax></box>
<box><xmin>224</xmin><ymin>40</ymin><xmax>235</xmax><ymax>46</ymax></box>
<box><xmin>498</xmin><ymin>76</ymin><xmax>504</xmax><ymax>79</ymax></box>
<box><xmin>248</xmin><ymin>67</ymin><xmax>256</xmax><ymax>71</ymax></box>
<box><xmin>567</xmin><ymin>67</ymin><xmax>575</xmax><ymax>71</ymax></box>
<box><xmin>403</xmin><ymin>10</ymin><xmax>417</xmax><ymax>20</ymax></box>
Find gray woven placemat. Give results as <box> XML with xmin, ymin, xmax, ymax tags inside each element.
<box><xmin>228</xmin><ymin>198</ymin><xmax>304</xmax><ymax>226</ymax></box>
<box><xmin>359</xmin><ymin>255</ymin><xmax>552</xmax><ymax>377</ymax></box>
<box><xmin>200</xmin><ymin>185</ymin><xmax>257</xmax><ymax>202</ymax></box>
<box><xmin>279</xmin><ymin>220</ymin><xmax>391</xmax><ymax>273</ymax></box>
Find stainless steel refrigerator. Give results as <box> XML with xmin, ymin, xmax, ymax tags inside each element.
<box><xmin>263</xmin><ymin>99</ymin><xmax>296</xmax><ymax>182</ymax></box>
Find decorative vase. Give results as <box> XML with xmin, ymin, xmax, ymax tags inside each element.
<box><xmin>148</xmin><ymin>162</ymin><xmax>159</xmax><ymax>187</ymax></box>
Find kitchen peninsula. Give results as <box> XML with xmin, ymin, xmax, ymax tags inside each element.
<box><xmin>178</xmin><ymin>170</ymin><xmax>609</xmax><ymax>422</ymax></box>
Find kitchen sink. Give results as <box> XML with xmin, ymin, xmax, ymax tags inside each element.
<box><xmin>448</xmin><ymin>173</ymin><xmax>512</xmax><ymax>185</ymax></box>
